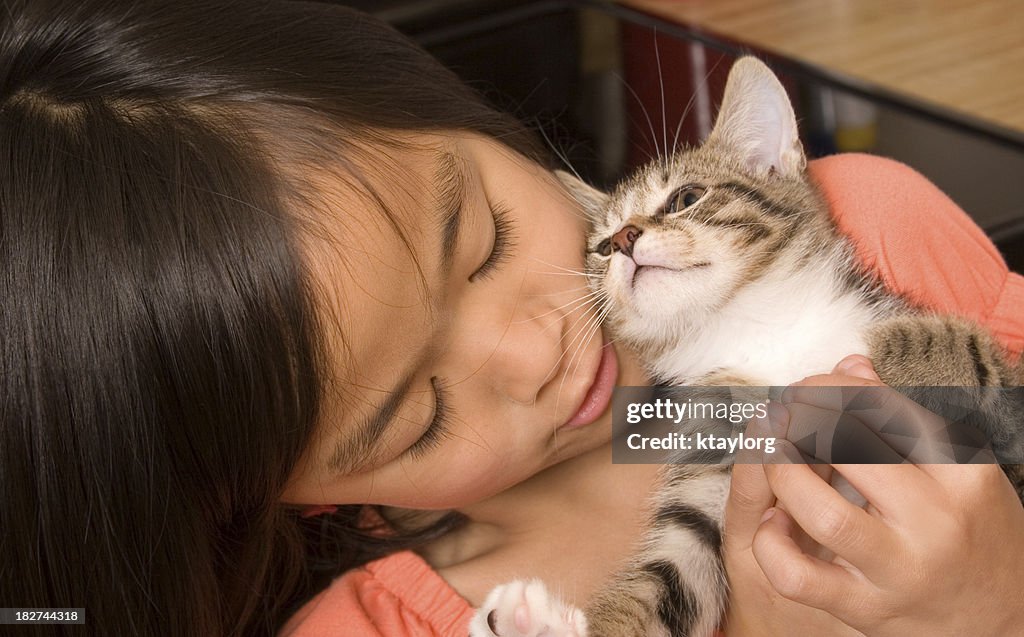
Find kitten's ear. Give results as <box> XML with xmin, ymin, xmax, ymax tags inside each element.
<box><xmin>706</xmin><ymin>57</ymin><xmax>806</xmax><ymax>177</ymax></box>
<box><xmin>556</xmin><ymin>170</ymin><xmax>609</xmax><ymax>220</ymax></box>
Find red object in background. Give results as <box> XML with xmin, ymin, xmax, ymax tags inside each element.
<box><xmin>621</xmin><ymin>24</ymin><xmax>733</xmax><ymax>167</ymax></box>
<box><xmin>620</xmin><ymin>24</ymin><xmax>800</xmax><ymax>169</ymax></box>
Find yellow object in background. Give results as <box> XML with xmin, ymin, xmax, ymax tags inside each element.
<box><xmin>834</xmin><ymin>92</ymin><xmax>879</xmax><ymax>152</ymax></box>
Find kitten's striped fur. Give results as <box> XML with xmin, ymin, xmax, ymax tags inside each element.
<box><xmin>471</xmin><ymin>57</ymin><xmax>1023</xmax><ymax>637</ymax></box>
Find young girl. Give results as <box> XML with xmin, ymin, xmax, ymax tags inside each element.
<box><xmin>2</xmin><ymin>2</ymin><xmax>1022</xmax><ymax>636</ymax></box>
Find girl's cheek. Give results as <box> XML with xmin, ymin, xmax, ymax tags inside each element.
<box><xmin>392</xmin><ymin>456</ymin><xmax>531</xmax><ymax>509</ymax></box>
<box><xmin>338</xmin><ymin>465</ymin><xmax>479</xmax><ymax>510</ymax></box>
<box><xmin>419</xmin><ymin>466</ymin><xmax>515</xmax><ymax>505</ymax></box>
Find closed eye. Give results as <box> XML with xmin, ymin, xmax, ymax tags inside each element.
<box><xmin>470</xmin><ymin>203</ymin><xmax>516</xmax><ymax>281</ymax></box>
<box><xmin>406</xmin><ymin>376</ymin><xmax>453</xmax><ymax>458</ymax></box>
<box><xmin>592</xmin><ymin>237</ymin><xmax>612</xmax><ymax>257</ymax></box>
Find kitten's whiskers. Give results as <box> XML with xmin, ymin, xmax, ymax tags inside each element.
<box><xmin>616</xmin><ymin>71</ymin><xmax>661</xmax><ymax>164</ymax></box>
<box><xmin>671</xmin><ymin>55</ymin><xmax>725</xmax><ymax>156</ymax></box>
<box><xmin>525</xmin><ymin>285</ymin><xmax>592</xmax><ymax>297</ymax></box>
<box><xmin>550</xmin><ymin>291</ymin><xmax>611</xmax><ymax>425</ymax></box>
<box><xmin>654</xmin><ymin>31</ymin><xmax>668</xmax><ymax>172</ymax></box>
<box><xmin>556</xmin><ymin>299</ymin><xmax>613</xmax><ymax>423</ymax></box>
<box><xmin>530</xmin><ymin>257</ymin><xmax>589</xmax><ymax>277</ymax></box>
<box><xmin>513</xmin><ymin>288</ymin><xmax>607</xmax><ymax>326</ymax></box>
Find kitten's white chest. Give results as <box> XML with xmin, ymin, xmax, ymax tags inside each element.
<box><xmin>651</xmin><ymin>269</ymin><xmax>877</xmax><ymax>386</ymax></box>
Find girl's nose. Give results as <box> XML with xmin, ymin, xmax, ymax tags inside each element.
<box><xmin>447</xmin><ymin>292</ymin><xmax>573</xmax><ymax>405</ymax></box>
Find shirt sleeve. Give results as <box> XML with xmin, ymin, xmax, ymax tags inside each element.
<box><xmin>279</xmin><ymin>551</ymin><xmax>475</xmax><ymax>637</ymax></box>
<box><xmin>808</xmin><ymin>153</ymin><xmax>1024</xmax><ymax>357</ymax></box>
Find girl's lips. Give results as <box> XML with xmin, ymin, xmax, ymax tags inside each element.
<box><xmin>561</xmin><ymin>341</ymin><xmax>618</xmax><ymax>430</ymax></box>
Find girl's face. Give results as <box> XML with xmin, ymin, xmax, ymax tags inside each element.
<box><xmin>282</xmin><ymin>133</ymin><xmax>645</xmax><ymax>510</ymax></box>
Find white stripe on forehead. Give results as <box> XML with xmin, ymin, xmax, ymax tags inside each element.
<box><xmin>618</xmin><ymin>189</ymin><xmax>638</xmax><ymax>220</ymax></box>
<box><xmin>610</xmin><ymin>176</ymin><xmax>683</xmax><ymax>229</ymax></box>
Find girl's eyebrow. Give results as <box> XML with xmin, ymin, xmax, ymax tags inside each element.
<box><xmin>434</xmin><ymin>149</ymin><xmax>467</xmax><ymax>277</ymax></box>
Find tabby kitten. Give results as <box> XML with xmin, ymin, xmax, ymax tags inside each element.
<box><xmin>470</xmin><ymin>57</ymin><xmax>1023</xmax><ymax>637</ymax></box>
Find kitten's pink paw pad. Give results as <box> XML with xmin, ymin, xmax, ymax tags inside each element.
<box><xmin>469</xmin><ymin>580</ymin><xmax>588</xmax><ymax>637</ymax></box>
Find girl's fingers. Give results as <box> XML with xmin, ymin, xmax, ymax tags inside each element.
<box><xmin>726</xmin><ymin>412</ymin><xmax>777</xmax><ymax>548</ymax></box>
<box><xmin>771</xmin><ymin>392</ymin><xmax>936</xmax><ymax>519</ymax></box>
<box><xmin>726</xmin><ymin>463</ymin><xmax>775</xmax><ymax>549</ymax></box>
<box><xmin>781</xmin><ymin>380</ymin><xmax>997</xmax><ymax>511</ymax></box>
<box><xmin>781</xmin><ymin>365</ymin><xmax>996</xmax><ymax>496</ymax></box>
<box><xmin>783</xmin><ymin>401</ymin><xmax>909</xmax><ymax>464</ymax></box>
<box><xmin>782</xmin><ymin>383</ymin><xmax>951</xmax><ymax>464</ymax></box>
<box><xmin>830</xmin><ymin>462</ymin><xmax>939</xmax><ymax>524</ymax></box>
<box><xmin>762</xmin><ymin>441</ymin><xmax>897</xmax><ymax>572</ymax></box>
<box><xmin>832</xmin><ymin>354</ymin><xmax>877</xmax><ymax>381</ymax></box>
<box><xmin>782</xmin><ymin>400</ymin><xmax>942</xmax><ymax>520</ymax></box>
<box><xmin>751</xmin><ymin>507</ymin><xmax>870</xmax><ymax>617</ymax></box>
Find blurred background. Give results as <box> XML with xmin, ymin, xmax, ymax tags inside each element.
<box><xmin>335</xmin><ymin>0</ymin><xmax>1024</xmax><ymax>272</ymax></box>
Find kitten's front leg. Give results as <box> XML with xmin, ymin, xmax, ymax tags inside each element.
<box><xmin>868</xmin><ymin>314</ymin><xmax>1016</xmax><ymax>388</ymax></box>
<box><xmin>583</xmin><ymin>466</ymin><xmax>731</xmax><ymax>637</ymax></box>
<box><xmin>868</xmin><ymin>314</ymin><xmax>1024</xmax><ymax>500</ymax></box>
<box><xmin>470</xmin><ymin>580</ymin><xmax>588</xmax><ymax>637</ymax></box>
<box><xmin>474</xmin><ymin>466</ymin><xmax>730</xmax><ymax>637</ymax></box>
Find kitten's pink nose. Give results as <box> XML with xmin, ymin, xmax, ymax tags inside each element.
<box><xmin>611</xmin><ymin>225</ymin><xmax>642</xmax><ymax>258</ymax></box>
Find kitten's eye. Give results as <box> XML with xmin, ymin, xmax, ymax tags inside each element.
<box><xmin>593</xmin><ymin>238</ymin><xmax>612</xmax><ymax>257</ymax></box>
<box><xmin>665</xmin><ymin>186</ymin><xmax>706</xmax><ymax>214</ymax></box>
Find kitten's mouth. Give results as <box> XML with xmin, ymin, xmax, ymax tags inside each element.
<box><xmin>629</xmin><ymin>261</ymin><xmax>710</xmax><ymax>288</ymax></box>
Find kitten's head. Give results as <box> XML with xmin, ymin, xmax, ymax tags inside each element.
<box><xmin>563</xmin><ymin>57</ymin><xmax>832</xmax><ymax>350</ymax></box>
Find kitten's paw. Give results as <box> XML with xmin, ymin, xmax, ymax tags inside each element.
<box><xmin>469</xmin><ymin>579</ymin><xmax>588</xmax><ymax>637</ymax></box>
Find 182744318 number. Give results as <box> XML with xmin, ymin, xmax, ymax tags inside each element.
<box><xmin>1</xmin><ymin>608</ymin><xmax>85</xmax><ymax>624</ymax></box>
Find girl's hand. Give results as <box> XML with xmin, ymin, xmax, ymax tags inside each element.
<box><xmin>724</xmin><ymin>355</ymin><xmax>1024</xmax><ymax>636</ymax></box>
<box><xmin>722</xmin><ymin>425</ymin><xmax>863</xmax><ymax>637</ymax></box>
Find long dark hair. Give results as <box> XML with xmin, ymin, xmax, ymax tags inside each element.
<box><xmin>0</xmin><ymin>1</ymin><xmax>541</xmax><ymax>634</ymax></box>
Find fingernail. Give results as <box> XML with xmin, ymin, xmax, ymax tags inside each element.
<box><xmin>747</xmin><ymin>410</ymin><xmax>769</xmax><ymax>435</ymax></box>
<box><xmin>848</xmin><ymin>364</ymin><xmax>879</xmax><ymax>381</ymax></box>
<box><xmin>767</xmin><ymin>441</ymin><xmax>804</xmax><ymax>464</ymax></box>
<box><xmin>760</xmin><ymin>507</ymin><xmax>776</xmax><ymax>523</ymax></box>
<box><xmin>835</xmin><ymin>355</ymin><xmax>864</xmax><ymax>373</ymax></box>
<box><xmin>765</xmin><ymin>401</ymin><xmax>789</xmax><ymax>436</ymax></box>
<box><xmin>837</xmin><ymin>356</ymin><xmax>878</xmax><ymax>381</ymax></box>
